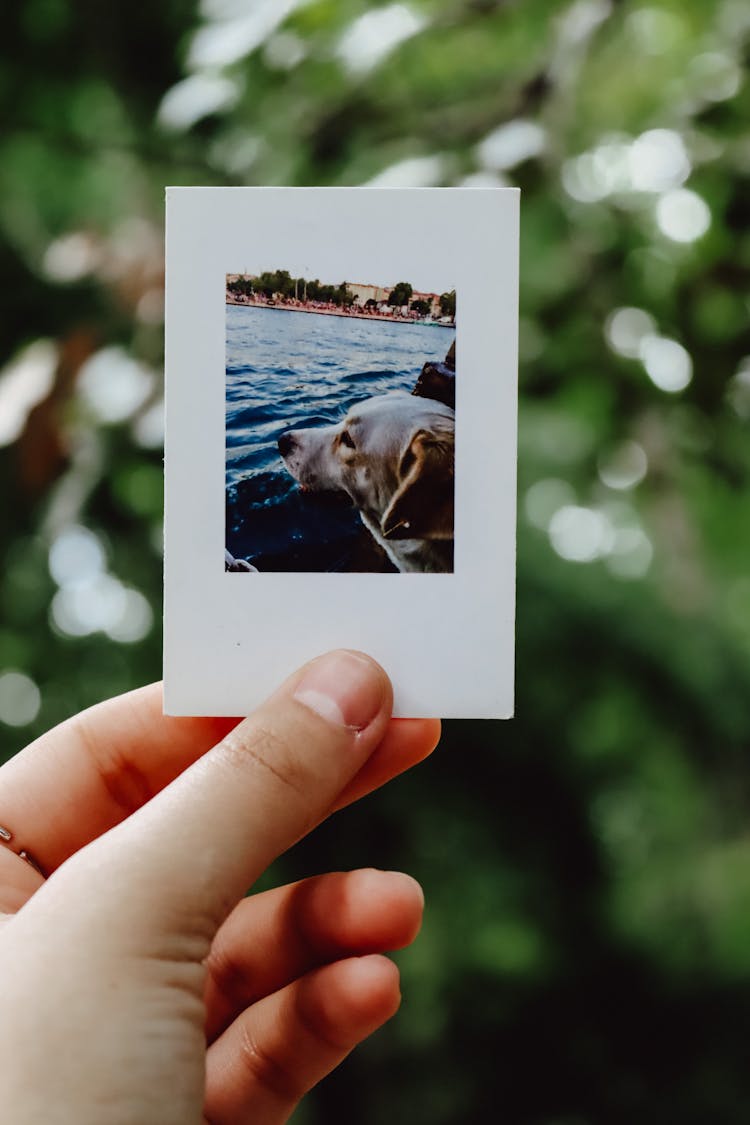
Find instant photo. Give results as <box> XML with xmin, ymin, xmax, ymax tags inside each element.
<box><xmin>164</xmin><ymin>187</ymin><xmax>518</xmax><ymax>718</ymax></box>
<box><xmin>225</xmin><ymin>273</ymin><xmax>456</xmax><ymax>575</ymax></box>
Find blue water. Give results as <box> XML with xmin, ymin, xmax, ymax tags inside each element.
<box><xmin>225</xmin><ymin>304</ymin><xmax>454</xmax><ymax>571</ymax></box>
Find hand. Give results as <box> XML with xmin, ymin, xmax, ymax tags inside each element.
<box><xmin>0</xmin><ymin>651</ymin><xmax>440</xmax><ymax>1124</ymax></box>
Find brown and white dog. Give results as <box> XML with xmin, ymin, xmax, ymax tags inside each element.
<box><xmin>278</xmin><ymin>391</ymin><xmax>454</xmax><ymax>573</ymax></box>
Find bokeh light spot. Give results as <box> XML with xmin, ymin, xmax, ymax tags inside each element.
<box><xmin>639</xmin><ymin>335</ymin><xmax>692</xmax><ymax>393</ymax></box>
<box><xmin>548</xmin><ymin>505</ymin><xmax>614</xmax><ymax>563</ymax></box>
<box><xmin>106</xmin><ymin>589</ymin><xmax>153</xmax><ymax>644</ymax></box>
<box><xmin>264</xmin><ymin>31</ymin><xmax>306</xmax><ymax>71</ymax></box>
<box><xmin>476</xmin><ymin>120</ymin><xmax>546</xmax><ymax>171</ymax></box>
<box><xmin>337</xmin><ymin>5</ymin><xmax>426</xmax><ymax>76</ymax></box>
<box><xmin>562</xmin><ymin>141</ymin><xmax>630</xmax><ymax>202</ymax></box>
<box><xmin>132</xmin><ymin>399</ymin><xmax>165</xmax><ymax>449</ymax></box>
<box><xmin>628</xmin><ymin>130</ymin><xmax>690</xmax><ymax>192</ymax></box>
<box><xmin>608</xmin><ymin>528</ymin><xmax>654</xmax><ymax>579</ymax></box>
<box><xmin>688</xmin><ymin>52</ymin><xmax>742</xmax><ymax>103</ymax></box>
<box><xmin>43</xmin><ymin>232</ymin><xmax>101</xmax><ymax>282</ymax></box>
<box><xmin>51</xmin><ymin>574</ymin><xmax>127</xmax><ymax>637</ymax></box>
<box><xmin>49</xmin><ymin>525</ymin><xmax>106</xmax><ymax>588</ymax></box>
<box><xmin>558</xmin><ymin>0</ymin><xmax>613</xmax><ymax>46</ymax></box>
<box><xmin>656</xmin><ymin>189</ymin><xmax>711</xmax><ymax>243</ymax></box>
<box><xmin>727</xmin><ymin>358</ymin><xmax>750</xmax><ymax>419</ymax></box>
<box><xmin>365</xmin><ymin>154</ymin><xmax>446</xmax><ymax>188</ymax></box>
<box><xmin>208</xmin><ymin>132</ymin><xmax>262</xmax><ymax>176</ymax></box>
<box><xmin>626</xmin><ymin>7</ymin><xmax>684</xmax><ymax>53</ymax></box>
<box><xmin>157</xmin><ymin>74</ymin><xmax>241</xmax><ymax>131</ymax></box>
<box><xmin>524</xmin><ymin>479</ymin><xmax>576</xmax><ymax>531</ymax></box>
<box><xmin>605</xmin><ymin>307</ymin><xmax>657</xmax><ymax>358</ymax></box>
<box><xmin>188</xmin><ymin>0</ymin><xmax>307</xmax><ymax>70</ymax></box>
<box><xmin>598</xmin><ymin>441</ymin><xmax>648</xmax><ymax>491</ymax></box>
<box><xmin>0</xmin><ymin>340</ymin><xmax>57</xmax><ymax>448</ymax></box>
<box><xmin>78</xmin><ymin>347</ymin><xmax>154</xmax><ymax>424</ymax></box>
<box><xmin>0</xmin><ymin>671</ymin><xmax>41</xmax><ymax>727</ymax></box>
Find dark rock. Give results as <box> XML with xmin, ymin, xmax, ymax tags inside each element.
<box><xmin>412</xmin><ymin>338</ymin><xmax>456</xmax><ymax>409</ymax></box>
<box><xmin>413</xmin><ymin>361</ymin><xmax>455</xmax><ymax>410</ymax></box>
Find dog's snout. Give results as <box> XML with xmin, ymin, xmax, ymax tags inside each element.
<box><xmin>278</xmin><ymin>431</ymin><xmax>296</xmax><ymax>457</ymax></box>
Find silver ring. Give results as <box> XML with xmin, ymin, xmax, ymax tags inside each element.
<box><xmin>0</xmin><ymin>825</ymin><xmax>44</xmax><ymax>876</ymax></box>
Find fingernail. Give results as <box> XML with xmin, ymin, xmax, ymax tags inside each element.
<box><xmin>373</xmin><ymin>869</ymin><xmax>425</xmax><ymax>909</ymax></box>
<box><xmin>294</xmin><ymin>651</ymin><xmax>387</xmax><ymax>732</ymax></box>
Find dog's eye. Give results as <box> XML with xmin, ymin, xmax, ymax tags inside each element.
<box><xmin>340</xmin><ymin>430</ymin><xmax>356</xmax><ymax>449</ymax></box>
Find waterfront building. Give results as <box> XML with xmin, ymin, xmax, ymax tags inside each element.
<box><xmin>348</xmin><ymin>282</ymin><xmax>391</xmax><ymax>305</ymax></box>
<box><xmin>411</xmin><ymin>290</ymin><xmax>442</xmax><ymax>318</ymax></box>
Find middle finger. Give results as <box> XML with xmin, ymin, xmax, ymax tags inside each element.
<box><xmin>204</xmin><ymin>868</ymin><xmax>424</xmax><ymax>1042</ymax></box>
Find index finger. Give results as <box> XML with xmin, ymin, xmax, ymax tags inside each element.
<box><xmin>33</xmin><ymin>651</ymin><xmax>401</xmax><ymax>947</ymax></box>
<box><xmin>0</xmin><ymin>684</ymin><xmax>238</xmax><ymax>876</ymax></box>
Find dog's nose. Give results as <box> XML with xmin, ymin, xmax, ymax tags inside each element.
<box><xmin>278</xmin><ymin>431</ymin><xmax>295</xmax><ymax>457</ymax></box>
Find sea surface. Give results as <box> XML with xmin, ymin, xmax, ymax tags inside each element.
<box><xmin>225</xmin><ymin>304</ymin><xmax>454</xmax><ymax>571</ymax></box>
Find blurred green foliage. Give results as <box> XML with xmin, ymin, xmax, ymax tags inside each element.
<box><xmin>1</xmin><ymin>0</ymin><xmax>750</xmax><ymax>1121</ymax></box>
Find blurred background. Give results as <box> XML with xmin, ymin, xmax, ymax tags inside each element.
<box><xmin>1</xmin><ymin>1</ymin><xmax>749</xmax><ymax>1120</ymax></box>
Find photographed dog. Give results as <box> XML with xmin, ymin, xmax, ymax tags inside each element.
<box><xmin>278</xmin><ymin>391</ymin><xmax>454</xmax><ymax>573</ymax></box>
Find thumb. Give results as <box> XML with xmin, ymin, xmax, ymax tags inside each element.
<box><xmin>30</xmin><ymin>651</ymin><xmax>392</xmax><ymax>954</ymax></box>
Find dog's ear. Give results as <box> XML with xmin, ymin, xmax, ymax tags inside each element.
<box><xmin>381</xmin><ymin>427</ymin><xmax>454</xmax><ymax>540</ymax></box>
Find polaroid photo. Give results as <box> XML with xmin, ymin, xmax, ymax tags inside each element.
<box><xmin>164</xmin><ymin>187</ymin><xmax>518</xmax><ymax>718</ymax></box>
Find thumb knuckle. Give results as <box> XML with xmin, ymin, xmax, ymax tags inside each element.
<box><xmin>217</xmin><ymin>721</ymin><xmax>310</xmax><ymax>803</ymax></box>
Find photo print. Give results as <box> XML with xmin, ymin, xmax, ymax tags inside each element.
<box><xmin>224</xmin><ymin>272</ymin><xmax>456</xmax><ymax>575</ymax></box>
<box><xmin>164</xmin><ymin>187</ymin><xmax>518</xmax><ymax>718</ymax></box>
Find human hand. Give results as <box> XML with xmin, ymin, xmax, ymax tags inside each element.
<box><xmin>0</xmin><ymin>651</ymin><xmax>440</xmax><ymax>1124</ymax></box>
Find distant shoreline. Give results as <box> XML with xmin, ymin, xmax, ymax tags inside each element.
<box><xmin>226</xmin><ymin>296</ymin><xmax>454</xmax><ymax>327</ymax></box>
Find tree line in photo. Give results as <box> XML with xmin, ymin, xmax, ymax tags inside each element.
<box><xmin>227</xmin><ymin>270</ymin><xmax>456</xmax><ymax>318</ymax></box>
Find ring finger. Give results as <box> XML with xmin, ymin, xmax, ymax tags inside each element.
<box><xmin>204</xmin><ymin>954</ymin><xmax>401</xmax><ymax>1125</ymax></box>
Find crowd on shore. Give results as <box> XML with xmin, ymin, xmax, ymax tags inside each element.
<box><xmin>226</xmin><ymin>291</ymin><xmax>454</xmax><ymax>326</ymax></box>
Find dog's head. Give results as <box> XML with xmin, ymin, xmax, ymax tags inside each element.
<box><xmin>278</xmin><ymin>391</ymin><xmax>454</xmax><ymax>541</ymax></box>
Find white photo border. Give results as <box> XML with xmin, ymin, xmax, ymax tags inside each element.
<box><xmin>164</xmin><ymin>187</ymin><xmax>518</xmax><ymax>718</ymax></box>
